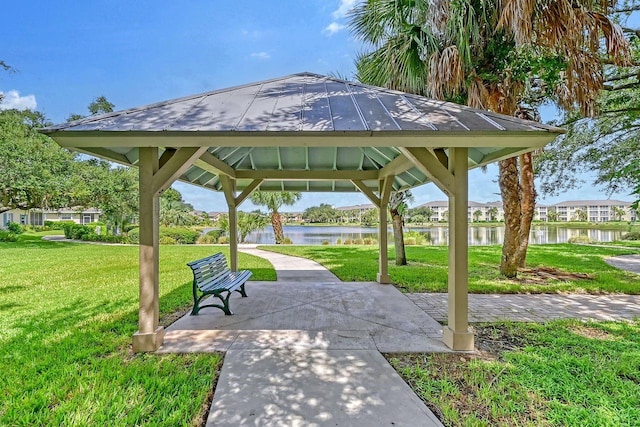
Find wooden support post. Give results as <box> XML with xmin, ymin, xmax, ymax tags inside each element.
<box><xmin>377</xmin><ymin>176</ymin><xmax>394</xmax><ymax>284</ymax></box>
<box><xmin>220</xmin><ymin>175</ymin><xmax>239</xmax><ymax>272</ymax></box>
<box><xmin>132</xmin><ymin>146</ymin><xmax>208</xmax><ymax>352</ymax></box>
<box><xmin>443</xmin><ymin>147</ymin><xmax>474</xmax><ymax>351</ymax></box>
<box><xmin>133</xmin><ymin>147</ymin><xmax>164</xmax><ymax>352</ymax></box>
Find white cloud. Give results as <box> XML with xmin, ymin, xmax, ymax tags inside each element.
<box><xmin>323</xmin><ymin>22</ymin><xmax>346</xmax><ymax>36</ymax></box>
<box><xmin>332</xmin><ymin>0</ymin><xmax>359</xmax><ymax>19</ymax></box>
<box><xmin>0</xmin><ymin>90</ymin><xmax>37</xmax><ymax>110</ymax></box>
<box><xmin>324</xmin><ymin>0</ymin><xmax>359</xmax><ymax>36</ymax></box>
<box><xmin>250</xmin><ymin>52</ymin><xmax>271</xmax><ymax>60</ymax></box>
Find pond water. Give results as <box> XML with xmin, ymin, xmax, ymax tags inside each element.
<box><xmin>244</xmin><ymin>225</ymin><xmax>624</xmax><ymax>246</ymax></box>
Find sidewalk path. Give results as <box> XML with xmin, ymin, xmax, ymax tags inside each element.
<box><xmin>239</xmin><ymin>245</ymin><xmax>341</xmax><ymax>282</ymax></box>
<box><xmin>605</xmin><ymin>254</ymin><xmax>640</xmax><ymax>274</ymax></box>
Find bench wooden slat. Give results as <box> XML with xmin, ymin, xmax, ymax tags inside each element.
<box><xmin>188</xmin><ymin>252</ymin><xmax>251</xmax><ymax>315</ymax></box>
<box><xmin>199</xmin><ymin>271</ymin><xmax>251</xmax><ymax>293</ymax></box>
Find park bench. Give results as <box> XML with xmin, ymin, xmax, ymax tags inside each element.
<box><xmin>187</xmin><ymin>252</ymin><xmax>251</xmax><ymax>315</ymax></box>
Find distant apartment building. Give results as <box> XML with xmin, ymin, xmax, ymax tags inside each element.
<box><xmin>1</xmin><ymin>208</ymin><xmax>102</xmax><ymax>229</ymax></box>
<box><xmin>411</xmin><ymin>199</ymin><xmax>637</xmax><ymax>223</ymax></box>
<box><xmin>547</xmin><ymin>200</ymin><xmax>637</xmax><ymax>222</ymax></box>
<box><xmin>415</xmin><ymin>200</ymin><xmax>505</xmax><ymax>222</ymax></box>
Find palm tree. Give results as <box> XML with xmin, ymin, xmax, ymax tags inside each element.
<box><xmin>349</xmin><ymin>0</ymin><xmax>629</xmax><ymax>277</ymax></box>
<box><xmin>547</xmin><ymin>208</ymin><xmax>560</xmax><ymax>222</ymax></box>
<box><xmin>573</xmin><ymin>209</ymin><xmax>588</xmax><ymax>222</ymax></box>
<box><xmin>473</xmin><ymin>210</ymin><xmax>483</xmax><ymax>222</ymax></box>
<box><xmin>250</xmin><ymin>191</ymin><xmax>302</xmax><ymax>244</ymax></box>
<box><xmin>389</xmin><ymin>190</ymin><xmax>414</xmax><ymax>265</ymax></box>
<box><xmin>611</xmin><ymin>206</ymin><xmax>626</xmax><ymax>221</ymax></box>
<box><xmin>487</xmin><ymin>207</ymin><xmax>499</xmax><ymax>222</ymax></box>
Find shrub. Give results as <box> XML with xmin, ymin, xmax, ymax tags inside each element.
<box><xmin>283</xmin><ymin>237</ymin><xmax>293</xmax><ymax>244</ymax></box>
<box><xmin>363</xmin><ymin>237</ymin><xmax>373</xmax><ymax>245</ymax></box>
<box><xmin>125</xmin><ymin>227</ymin><xmax>199</xmax><ymax>244</ymax></box>
<box><xmin>353</xmin><ymin>238</ymin><xmax>364</xmax><ymax>245</ymax></box>
<box><xmin>321</xmin><ymin>240</ymin><xmax>330</xmax><ymax>245</ymax></box>
<box><xmin>217</xmin><ymin>236</ymin><xmax>229</xmax><ymax>244</ymax></box>
<box><xmin>621</xmin><ymin>232</ymin><xmax>640</xmax><ymax>241</ymax></box>
<box><xmin>335</xmin><ymin>238</ymin><xmax>342</xmax><ymax>245</ymax></box>
<box><xmin>127</xmin><ymin>227</ymin><xmax>140</xmax><ymax>244</ymax></box>
<box><xmin>197</xmin><ymin>229</ymin><xmax>224</xmax><ymax>244</ymax></box>
<box><xmin>0</xmin><ymin>230</ymin><xmax>17</xmax><ymax>242</ymax></box>
<box><xmin>404</xmin><ymin>230</ymin><xmax>427</xmax><ymax>245</ymax></box>
<box><xmin>63</xmin><ymin>223</ymin><xmax>92</xmax><ymax>240</ymax></box>
<box><xmin>161</xmin><ymin>227</ymin><xmax>199</xmax><ymax>244</ymax></box>
<box><xmin>6</xmin><ymin>222</ymin><xmax>24</xmax><ymax>234</ymax></box>
<box><xmin>45</xmin><ymin>220</ymin><xmax>75</xmax><ymax>230</ymax></box>
<box><xmin>343</xmin><ymin>239</ymin><xmax>353</xmax><ymax>245</ymax></box>
<box><xmin>160</xmin><ymin>236</ymin><xmax>177</xmax><ymax>245</ymax></box>
<box><xmin>568</xmin><ymin>235</ymin><xmax>592</xmax><ymax>244</ymax></box>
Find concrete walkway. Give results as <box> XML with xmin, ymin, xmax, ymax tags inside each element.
<box><xmin>159</xmin><ymin>246</ymin><xmax>445</xmax><ymax>426</ymax></box>
<box><xmin>605</xmin><ymin>254</ymin><xmax>640</xmax><ymax>274</ymax></box>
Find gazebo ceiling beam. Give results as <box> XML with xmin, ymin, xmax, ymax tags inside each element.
<box><xmin>467</xmin><ymin>148</ymin><xmax>485</xmax><ymax>165</ymax></box>
<box><xmin>151</xmin><ymin>147</ymin><xmax>209</xmax><ymax>195</ymax></box>
<box><xmin>352</xmin><ymin>180</ymin><xmax>381</xmax><ymax>208</ymax></box>
<box><xmin>235</xmin><ymin>179</ymin><xmax>263</xmax><ymax>206</ymax></box>
<box><xmin>196</xmin><ymin>152</ymin><xmax>236</xmax><ymax>178</ymax></box>
<box><xmin>234</xmin><ymin>169</ymin><xmax>380</xmax><ymax>180</ymax></box>
<box><xmin>378</xmin><ymin>154</ymin><xmax>414</xmax><ymax>179</ymax></box>
<box><xmin>74</xmin><ymin>147</ymin><xmax>132</xmax><ymax>165</ymax></box>
<box><xmin>399</xmin><ymin>147</ymin><xmax>455</xmax><ymax>195</ymax></box>
<box><xmin>433</xmin><ymin>148</ymin><xmax>449</xmax><ymax>168</ymax></box>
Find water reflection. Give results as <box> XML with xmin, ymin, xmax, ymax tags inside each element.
<box><xmin>245</xmin><ymin>225</ymin><xmax>624</xmax><ymax>245</ymax></box>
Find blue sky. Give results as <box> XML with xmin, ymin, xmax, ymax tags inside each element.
<box><xmin>1</xmin><ymin>0</ymin><xmax>633</xmax><ymax>212</ymax></box>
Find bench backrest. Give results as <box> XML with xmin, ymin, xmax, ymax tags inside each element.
<box><xmin>187</xmin><ymin>253</ymin><xmax>229</xmax><ymax>285</ymax></box>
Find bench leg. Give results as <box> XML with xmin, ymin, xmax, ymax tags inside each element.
<box><xmin>236</xmin><ymin>283</ymin><xmax>248</xmax><ymax>298</ymax></box>
<box><xmin>191</xmin><ymin>296</ymin><xmax>203</xmax><ymax>315</ymax></box>
<box><xmin>219</xmin><ymin>291</ymin><xmax>233</xmax><ymax>315</ymax></box>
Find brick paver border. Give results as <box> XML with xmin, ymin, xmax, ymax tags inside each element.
<box><xmin>407</xmin><ymin>293</ymin><xmax>640</xmax><ymax>323</ymax></box>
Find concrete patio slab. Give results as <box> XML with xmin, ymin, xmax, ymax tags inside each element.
<box><xmin>206</xmin><ymin>349</ymin><xmax>443</xmax><ymax>427</ymax></box>
<box><xmin>158</xmin><ymin>281</ymin><xmax>446</xmax><ymax>353</ymax></box>
<box><xmin>159</xmin><ymin>248</ymin><xmax>447</xmax><ymax>426</ymax></box>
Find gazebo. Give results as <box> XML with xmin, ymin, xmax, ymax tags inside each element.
<box><xmin>41</xmin><ymin>72</ymin><xmax>563</xmax><ymax>352</ymax></box>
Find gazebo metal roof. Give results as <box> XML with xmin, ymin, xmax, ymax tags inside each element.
<box><xmin>42</xmin><ymin>72</ymin><xmax>562</xmax><ymax>194</ymax></box>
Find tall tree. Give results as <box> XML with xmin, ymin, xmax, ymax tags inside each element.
<box><xmin>536</xmin><ymin>13</ymin><xmax>640</xmax><ymax>206</ymax></box>
<box><xmin>0</xmin><ymin>109</ymin><xmax>77</xmax><ymax>213</ymax></box>
<box><xmin>389</xmin><ymin>190</ymin><xmax>413</xmax><ymax>266</ymax></box>
<box><xmin>71</xmin><ymin>159</ymin><xmax>139</xmax><ymax>233</ymax></box>
<box><xmin>350</xmin><ymin>0</ymin><xmax>630</xmax><ymax>277</ymax></box>
<box><xmin>68</xmin><ymin>95</ymin><xmax>115</xmax><ymax>121</ymax></box>
<box><xmin>249</xmin><ymin>191</ymin><xmax>302</xmax><ymax>243</ymax></box>
<box><xmin>160</xmin><ymin>188</ymin><xmax>198</xmax><ymax>227</ymax></box>
<box><xmin>303</xmin><ymin>203</ymin><xmax>339</xmax><ymax>223</ymax></box>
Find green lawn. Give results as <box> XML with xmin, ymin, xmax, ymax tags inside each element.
<box><xmin>258</xmin><ymin>244</ymin><xmax>640</xmax><ymax>294</ymax></box>
<box><xmin>0</xmin><ymin>233</ymin><xmax>275</xmax><ymax>426</ymax></box>
<box><xmin>389</xmin><ymin>320</ymin><xmax>640</xmax><ymax>426</ymax></box>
